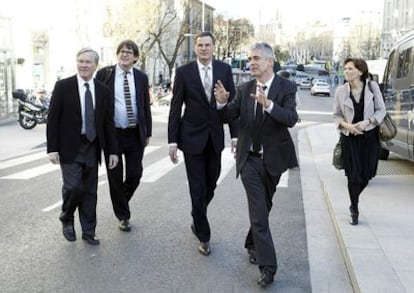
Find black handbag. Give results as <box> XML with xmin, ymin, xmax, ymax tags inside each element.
<box><xmin>332</xmin><ymin>139</ymin><xmax>343</xmax><ymax>170</ymax></box>
<box><xmin>378</xmin><ymin>113</ymin><xmax>397</xmax><ymax>141</ymax></box>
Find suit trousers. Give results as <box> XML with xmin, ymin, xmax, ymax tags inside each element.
<box><xmin>60</xmin><ymin>140</ymin><xmax>98</xmax><ymax>235</ymax></box>
<box><xmin>183</xmin><ymin>137</ymin><xmax>221</xmax><ymax>243</ymax></box>
<box><xmin>106</xmin><ymin>128</ymin><xmax>144</xmax><ymax>221</ymax></box>
<box><xmin>240</xmin><ymin>154</ymin><xmax>280</xmax><ymax>272</ymax></box>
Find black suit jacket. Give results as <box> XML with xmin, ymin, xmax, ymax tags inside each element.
<box><xmin>46</xmin><ymin>75</ymin><xmax>118</xmax><ymax>164</ymax></box>
<box><xmin>219</xmin><ymin>75</ymin><xmax>299</xmax><ymax>176</ymax></box>
<box><xmin>95</xmin><ymin>66</ymin><xmax>152</xmax><ymax>145</ymax></box>
<box><xmin>168</xmin><ymin>60</ymin><xmax>238</xmax><ymax>154</ymax></box>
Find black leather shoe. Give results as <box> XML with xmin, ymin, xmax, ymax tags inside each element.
<box><xmin>82</xmin><ymin>234</ymin><xmax>100</xmax><ymax>245</ymax></box>
<box><xmin>62</xmin><ymin>222</ymin><xmax>76</xmax><ymax>242</ymax></box>
<box><xmin>349</xmin><ymin>206</ymin><xmax>359</xmax><ymax>225</ymax></box>
<box><xmin>257</xmin><ymin>269</ymin><xmax>274</xmax><ymax>288</ymax></box>
<box><xmin>119</xmin><ymin>219</ymin><xmax>131</xmax><ymax>232</ymax></box>
<box><xmin>190</xmin><ymin>224</ymin><xmax>197</xmax><ymax>237</ymax></box>
<box><xmin>248</xmin><ymin>249</ymin><xmax>258</xmax><ymax>265</ymax></box>
<box><xmin>198</xmin><ymin>242</ymin><xmax>211</xmax><ymax>256</ymax></box>
<box><xmin>349</xmin><ymin>214</ymin><xmax>359</xmax><ymax>225</ymax></box>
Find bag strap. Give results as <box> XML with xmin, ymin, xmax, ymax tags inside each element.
<box><xmin>367</xmin><ymin>80</ymin><xmax>373</xmax><ymax>93</ymax></box>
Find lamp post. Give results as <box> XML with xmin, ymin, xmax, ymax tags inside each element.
<box><xmin>202</xmin><ymin>0</ymin><xmax>205</xmax><ymax>31</ymax></box>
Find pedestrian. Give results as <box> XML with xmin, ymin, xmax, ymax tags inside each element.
<box><xmin>214</xmin><ymin>42</ymin><xmax>299</xmax><ymax>288</ymax></box>
<box><xmin>95</xmin><ymin>40</ymin><xmax>152</xmax><ymax>232</ymax></box>
<box><xmin>47</xmin><ymin>47</ymin><xmax>119</xmax><ymax>245</ymax></box>
<box><xmin>168</xmin><ymin>31</ymin><xmax>238</xmax><ymax>256</ymax></box>
<box><xmin>333</xmin><ymin>57</ymin><xmax>386</xmax><ymax>225</ymax></box>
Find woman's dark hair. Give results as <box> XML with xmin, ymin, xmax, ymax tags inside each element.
<box><xmin>344</xmin><ymin>57</ymin><xmax>369</xmax><ymax>80</ymax></box>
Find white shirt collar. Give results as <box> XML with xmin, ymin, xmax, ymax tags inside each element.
<box><xmin>257</xmin><ymin>74</ymin><xmax>275</xmax><ymax>90</ymax></box>
<box><xmin>116</xmin><ymin>64</ymin><xmax>133</xmax><ymax>75</ymax></box>
<box><xmin>197</xmin><ymin>60</ymin><xmax>212</xmax><ymax>71</ymax></box>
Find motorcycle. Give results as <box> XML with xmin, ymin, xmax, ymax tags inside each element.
<box><xmin>12</xmin><ymin>89</ymin><xmax>50</xmax><ymax>129</ymax></box>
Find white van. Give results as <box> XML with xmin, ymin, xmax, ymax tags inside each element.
<box><xmin>379</xmin><ymin>32</ymin><xmax>414</xmax><ymax>162</ymax></box>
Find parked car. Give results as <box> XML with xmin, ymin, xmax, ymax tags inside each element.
<box><xmin>293</xmin><ymin>71</ymin><xmax>311</xmax><ymax>85</ymax></box>
<box><xmin>299</xmin><ymin>79</ymin><xmax>311</xmax><ymax>89</ymax></box>
<box><xmin>232</xmin><ymin>70</ymin><xmax>252</xmax><ymax>87</ymax></box>
<box><xmin>310</xmin><ymin>82</ymin><xmax>330</xmax><ymax>96</ymax></box>
<box><xmin>379</xmin><ymin>31</ymin><xmax>414</xmax><ymax>162</ymax></box>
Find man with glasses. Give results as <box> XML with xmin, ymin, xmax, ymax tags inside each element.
<box><xmin>214</xmin><ymin>42</ymin><xmax>299</xmax><ymax>288</ymax></box>
<box><xmin>96</xmin><ymin>40</ymin><xmax>152</xmax><ymax>232</ymax></box>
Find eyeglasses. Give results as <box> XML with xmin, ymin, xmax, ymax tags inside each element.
<box><xmin>119</xmin><ymin>50</ymin><xmax>134</xmax><ymax>55</ymax></box>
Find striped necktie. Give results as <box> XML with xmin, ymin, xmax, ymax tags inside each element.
<box><xmin>123</xmin><ymin>71</ymin><xmax>136</xmax><ymax>127</ymax></box>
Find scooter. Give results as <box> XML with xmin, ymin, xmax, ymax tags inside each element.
<box><xmin>12</xmin><ymin>89</ymin><xmax>49</xmax><ymax>129</ymax></box>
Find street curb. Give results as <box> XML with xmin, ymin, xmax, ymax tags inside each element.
<box><xmin>321</xmin><ymin>180</ymin><xmax>360</xmax><ymax>293</ymax></box>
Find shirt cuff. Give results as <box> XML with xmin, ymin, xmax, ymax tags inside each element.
<box><xmin>216</xmin><ymin>102</ymin><xmax>227</xmax><ymax>109</ymax></box>
<box><xmin>264</xmin><ymin>101</ymin><xmax>274</xmax><ymax>112</ymax></box>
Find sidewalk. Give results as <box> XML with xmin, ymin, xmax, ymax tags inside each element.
<box><xmin>299</xmin><ymin>124</ymin><xmax>414</xmax><ymax>293</ymax></box>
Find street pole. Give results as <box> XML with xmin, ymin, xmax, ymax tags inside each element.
<box><xmin>202</xmin><ymin>0</ymin><xmax>205</xmax><ymax>31</ymax></box>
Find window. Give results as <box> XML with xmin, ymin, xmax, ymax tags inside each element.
<box><xmin>396</xmin><ymin>48</ymin><xmax>412</xmax><ymax>78</ymax></box>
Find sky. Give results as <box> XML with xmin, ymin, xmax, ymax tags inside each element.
<box><xmin>205</xmin><ymin>0</ymin><xmax>382</xmax><ymax>26</ymax></box>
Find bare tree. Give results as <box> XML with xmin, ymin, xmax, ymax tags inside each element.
<box><xmin>214</xmin><ymin>15</ymin><xmax>254</xmax><ymax>60</ymax></box>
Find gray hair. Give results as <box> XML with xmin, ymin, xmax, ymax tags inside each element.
<box><xmin>76</xmin><ymin>47</ymin><xmax>99</xmax><ymax>64</ymax></box>
<box><xmin>249</xmin><ymin>42</ymin><xmax>274</xmax><ymax>59</ymax></box>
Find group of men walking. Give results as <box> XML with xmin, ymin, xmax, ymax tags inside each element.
<box><xmin>46</xmin><ymin>32</ymin><xmax>299</xmax><ymax>289</ymax></box>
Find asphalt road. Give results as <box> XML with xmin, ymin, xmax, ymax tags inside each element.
<box><xmin>0</xmin><ymin>88</ymin><xmax>335</xmax><ymax>292</ymax></box>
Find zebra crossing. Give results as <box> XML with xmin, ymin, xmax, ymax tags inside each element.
<box><xmin>0</xmin><ymin>145</ymin><xmax>289</xmax><ymax>186</ymax></box>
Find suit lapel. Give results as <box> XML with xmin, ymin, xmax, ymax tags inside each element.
<box><xmin>248</xmin><ymin>81</ymin><xmax>257</xmax><ymax>122</ymax></box>
<box><xmin>93</xmin><ymin>79</ymin><xmax>102</xmax><ymax>123</ymax></box>
<box><xmin>69</xmin><ymin>76</ymin><xmax>82</xmax><ymax>119</ymax></box>
<box><xmin>194</xmin><ymin>61</ymin><xmax>211</xmax><ymax>104</ymax></box>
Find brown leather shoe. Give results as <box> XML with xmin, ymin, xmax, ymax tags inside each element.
<box><xmin>198</xmin><ymin>242</ymin><xmax>211</xmax><ymax>256</ymax></box>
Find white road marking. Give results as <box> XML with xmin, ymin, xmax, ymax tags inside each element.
<box><xmin>0</xmin><ymin>151</ymin><xmax>47</xmax><ymax>170</ymax></box>
<box><xmin>141</xmin><ymin>153</ymin><xmax>183</xmax><ymax>183</ymax></box>
<box><xmin>98</xmin><ymin>145</ymin><xmax>161</xmax><ymax>176</ymax></box>
<box><xmin>42</xmin><ymin>200</ymin><xmax>62</xmax><ymax>212</ymax></box>
<box><xmin>1</xmin><ymin>164</ymin><xmax>60</xmax><ymax>180</ymax></box>
<box><xmin>217</xmin><ymin>148</ymin><xmax>236</xmax><ymax>185</ymax></box>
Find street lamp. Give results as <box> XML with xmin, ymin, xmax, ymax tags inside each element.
<box><xmin>202</xmin><ymin>0</ymin><xmax>205</xmax><ymax>31</ymax></box>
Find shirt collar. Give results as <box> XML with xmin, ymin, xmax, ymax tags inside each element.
<box><xmin>257</xmin><ymin>74</ymin><xmax>275</xmax><ymax>90</ymax></box>
<box><xmin>77</xmin><ymin>74</ymin><xmax>94</xmax><ymax>88</ymax></box>
<box><xmin>116</xmin><ymin>64</ymin><xmax>133</xmax><ymax>75</ymax></box>
<box><xmin>197</xmin><ymin>60</ymin><xmax>212</xmax><ymax>71</ymax></box>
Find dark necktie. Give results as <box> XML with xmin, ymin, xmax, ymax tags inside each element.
<box><xmin>252</xmin><ymin>85</ymin><xmax>267</xmax><ymax>153</ymax></box>
<box><xmin>84</xmin><ymin>83</ymin><xmax>96</xmax><ymax>142</ymax></box>
<box><xmin>124</xmin><ymin>71</ymin><xmax>136</xmax><ymax>127</ymax></box>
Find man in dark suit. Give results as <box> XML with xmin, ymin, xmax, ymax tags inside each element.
<box><xmin>47</xmin><ymin>48</ymin><xmax>119</xmax><ymax>245</ymax></box>
<box><xmin>214</xmin><ymin>42</ymin><xmax>298</xmax><ymax>288</ymax></box>
<box><xmin>168</xmin><ymin>31</ymin><xmax>238</xmax><ymax>256</ymax></box>
<box><xmin>95</xmin><ymin>40</ymin><xmax>152</xmax><ymax>232</ymax></box>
